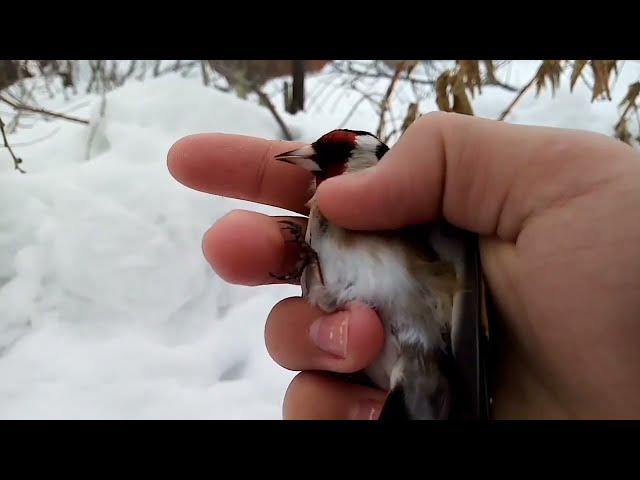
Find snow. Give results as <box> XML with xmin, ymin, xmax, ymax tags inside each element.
<box><xmin>0</xmin><ymin>61</ymin><xmax>638</xmax><ymax>419</ymax></box>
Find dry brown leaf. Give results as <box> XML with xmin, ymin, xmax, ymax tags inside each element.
<box><xmin>457</xmin><ymin>60</ymin><xmax>482</xmax><ymax>98</ymax></box>
<box><xmin>401</xmin><ymin>102</ymin><xmax>420</xmax><ymax>133</ymax></box>
<box><xmin>404</xmin><ymin>60</ymin><xmax>419</xmax><ymax>76</ymax></box>
<box><xmin>483</xmin><ymin>60</ymin><xmax>496</xmax><ymax>84</ymax></box>
<box><xmin>615</xmin><ymin>117</ymin><xmax>633</xmax><ymax>145</ymax></box>
<box><xmin>381</xmin><ymin>60</ymin><xmax>418</xmax><ymax>73</ymax></box>
<box><xmin>435</xmin><ymin>70</ymin><xmax>475</xmax><ymax>115</ymax></box>
<box><xmin>436</xmin><ymin>71</ymin><xmax>451</xmax><ymax>112</ymax></box>
<box><xmin>570</xmin><ymin>60</ymin><xmax>588</xmax><ymax>92</ymax></box>
<box><xmin>451</xmin><ymin>72</ymin><xmax>474</xmax><ymax>115</ymax></box>
<box><xmin>535</xmin><ymin>60</ymin><xmax>563</xmax><ymax>97</ymax></box>
<box><xmin>619</xmin><ymin>81</ymin><xmax>640</xmax><ymax>110</ymax></box>
<box><xmin>590</xmin><ymin>60</ymin><xmax>617</xmax><ymax>102</ymax></box>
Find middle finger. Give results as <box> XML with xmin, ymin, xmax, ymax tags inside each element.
<box><xmin>265</xmin><ymin>297</ymin><xmax>385</xmax><ymax>373</ymax></box>
<box><xmin>203</xmin><ymin>210</ymin><xmax>308</xmax><ymax>286</ymax></box>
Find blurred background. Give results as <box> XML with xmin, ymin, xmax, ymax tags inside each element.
<box><xmin>0</xmin><ymin>60</ymin><xmax>638</xmax><ymax>419</ymax></box>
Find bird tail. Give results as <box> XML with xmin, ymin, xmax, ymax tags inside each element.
<box><xmin>378</xmin><ymin>344</ymin><xmax>466</xmax><ymax>420</ymax></box>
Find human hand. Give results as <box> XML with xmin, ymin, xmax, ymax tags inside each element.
<box><xmin>168</xmin><ymin>112</ymin><xmax>640</xmax><ymax>419</ymax></box>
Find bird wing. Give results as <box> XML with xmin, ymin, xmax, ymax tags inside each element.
<box><xmin>378</xmin><ymin>223</ymin><xmax>492</xmax><ymax>420</ymax></box>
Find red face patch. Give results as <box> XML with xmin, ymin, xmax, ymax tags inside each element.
<box><xmin>311</xmin><ymin>129</ymin><xmax>361</xmax><ymax>185</ymax></box>
<box><xmin>317</xmin><ymin>130</ymin><xmax>357</xmax><ymax>148</ymax></box>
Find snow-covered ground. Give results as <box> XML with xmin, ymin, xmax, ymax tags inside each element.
<box><xmin>0</xmin><ymin>61</ymin><xmax>638</xmax><ymax>419</ymax></box>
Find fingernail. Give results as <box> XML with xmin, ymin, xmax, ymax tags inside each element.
<box><xmin>309</xmin><ymin>312</ymin><xmax>349</xmax><ymax>358</ymax></box>
<box><xmin>349</xmin><ymin>400</ymin><xmax>383</xmax><ymax>420</ymax></box>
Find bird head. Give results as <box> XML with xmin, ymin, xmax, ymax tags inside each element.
<box><xmin>274</xmin><ymin>129</ymin><xmax>389</xmax><ymax>181</ymax></box>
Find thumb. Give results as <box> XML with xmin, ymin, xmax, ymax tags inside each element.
<box><xmin>315</xmin><ymin>112</ymin><xmax>633</xmax><ymax>241</ymax></box>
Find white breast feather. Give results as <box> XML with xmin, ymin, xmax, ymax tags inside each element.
<box><xmin>301</xmin><ymin>161</ymin><xmax>462</xmax><ymax>391</ymax></box>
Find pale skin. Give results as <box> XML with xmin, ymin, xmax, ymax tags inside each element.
<box><xmin>167</xmin><ymin>112</ymin><xmax>640</xmax><ymax>419</ymax></box>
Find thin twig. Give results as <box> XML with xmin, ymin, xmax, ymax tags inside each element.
<box><xmin>136</xmin><ymin>61</ymin><xmax>148</xmax><ymax>81</ymax></box>
<box><xmin>0</xmin><ymin>94</ymin><xmax>89</xmax><ymax>125</ymax></box>
<box><xmin>348</xmin><ymin>82</ymin><xmax>382</xmax><ymax>107</ymax></box>
<box><xmin>473</xmin><ymin>61</ymin><xmax>515</xmax><ymax>94</ymax></box>
<box><xmin>377</xmin><ymin>64</ymin><xmax>404</xmax><ymax>139</ymax></box>
<box><xmin>4</xmin><ymin>79</ymin><xmax>37</xmax><ymax>132</ymax></box>
<box><xmin>157</xmin><ymin>60</ymin><xmax>198</xmax><ymax>77</ymax></box>
<box><xmin>338</xmin><ymin>95</ymin><xmax>368</xmax><ymax>128</ymax></box>
<box><xmin>121</xmin><ymin>60</ymin><xmax>138</xmax><ymax>85</ymax></box>
<box><xmin>1</xmin><ymin>126</ymin><xmax>60</xmax><ymax>147</ymax></box>
<box><xmin>611</xmin><ymin>60</ymin><xmax>625</xmax><ymax>92</ymax></box>
<box><xmin>0</xmin><ymin>115</ymin><xmax>26</xmax><ymax>173</ymax></box>
<box><xmin>617</xmin><ymin>95</ymin><xmax>639</xmax><ymax>127</ymax></box>
<box><xmin>6</xmin><ymin>109</ymin><xmax>22</xmax><ymax>133</ymax></box>
<box><xmin>329</xmin><ymin>85</ymin><xmax>353</xmax><ymax>114</ymax></box>
<box><xmin>579</xmin><ymin>71</ymin><xmax>593</xmax><ymax>90</ymax></box>
<box><xmin>498</xmin><ymin>75</ymin><xmax>537</xmax><ymax>121</ymax></box>
<box><xmin>483</xmin><ymin>78</ymin><xmax>518</xmax><ymax>92</ymax></box>
<box><xmin>311</xmin><ymin>76</ymin><xmax>348</xmax><ymax>113</ymax></box>
<box><xmin>180</xmin><ymin>61</ymin><xmax>197</xmax><ymax>77</ymax></box>
<box><xmin>252</xmin><ymin>86</ymin><xmax>293</xmax><ymax>140</ymax></box>
<box><xmin>86</xmin><ymin>60</ymin><xmax>101</xmax><ymax>93</ymax></box>
<box><xmin>200</xmin><ymin>61</ymin><xmax>210</xmax><ymax>86</ymax></box>
<box><xmin>306</xmin><ymin>73</ymin><xmax>340</xmax><ymax>110</ymax></box>
<box><xmin>212</xmin><ymin>83</ymin><xmax>232</xmax><ymax>93</ymax></box>
<box><xmin>86</xmin><ymin>88</ymin><xmax>108</xmax><ymax>160</ymax></box>
<box><xmin>334</xmin><ymin>62</ymin><xmax>435</xmax><ymax>86</ymax></box>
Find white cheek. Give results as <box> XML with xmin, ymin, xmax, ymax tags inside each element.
<box><xmin>288</xmin><ymin>157</ymin><xmax>322</xmax><ymax>172</ymax></box>
<box><xmin>356</xmin><ymin>135</ymin><xmax>382</xmax><ymax>152</ymax></box>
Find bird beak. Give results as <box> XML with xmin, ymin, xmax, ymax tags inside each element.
<box><xmin>274</xmin><ymin>145</ymin><xmax>322</xmax><ymax>172</ymax></box>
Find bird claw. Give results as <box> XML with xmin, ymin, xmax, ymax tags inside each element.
<box><xmin>277</xmin><ymin>220</ymin><xmax>305</xmax><ymax>243</ymax></box>
<box><xmin>269</xmin><ymin>220</ymin><xmax>325</xmax><ymax>285</ymax></box>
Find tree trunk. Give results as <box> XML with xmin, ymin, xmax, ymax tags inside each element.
<box><xmin>288</xmin><ymin>60</ymin><xmax>305</xmax><ymax>114</ymax></box>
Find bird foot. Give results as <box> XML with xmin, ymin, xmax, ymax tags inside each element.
<box><xmin>270</xmin><ymin>220</ymin><xmax>325</xmax><ymax>285</ymax></box>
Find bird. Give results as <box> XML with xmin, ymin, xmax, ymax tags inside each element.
<box><xmin>272</xmin><ymin>129</ymin><xmax>489</xmax><ymax>420</ymax></box>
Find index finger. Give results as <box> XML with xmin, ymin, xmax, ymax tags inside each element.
<box><xmin>167</xmin><ymin>133</ymin><xmax>314</xmax><ymax>215</ymax></box>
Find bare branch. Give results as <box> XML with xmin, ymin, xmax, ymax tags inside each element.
<box><xmin>286</xmin><ymin>60</ymin><xmax>305</xmax><ymax>114</ymax></box>
<box><xmin>498</xmin><ymin>75</ymin><xmax>537</xmax><ymax>121</ymax></box>
<box><xmin>306</xmin><ymin>73</ymin><xmax>341</xmax><ymax>110</ymax></box>
<box><xmin>2</xmin><ymin>126</ymin><xmax>60</xmax><ymax>147</ymax></box>
<box><xmin>86</xmin><ymin>60</ymin><xmax>101</xmax><ymax>93</ymax></box>
<box><xmin>484</xmin><ymin>78</ymin><xmax>518</xmax><ymax>92</ymax></box>
<box><xmin>200</xmin><ymin>61</ymin><xmax>210</xmax><ymax>86</ymax></box>
<box><xmin>252</xmin><ymin>86</ymin><xmax>293</xmax><ymax>140</ymax></box>
<box><xmin>377</xmin><ymin>64</ymin><xmax>404</xmax><ymax>139</ymax></box>
<box><xmin>5</xmin><ymin>79</ymin><xmax>38</xmax><ymax>133</ymax></box>
<box><xmin>86</xmin><ymin>90</ymin><xmax>107</xmax><ymax>160</ymax></box>
<box><xmin>333</xmin><ymin>62</ymin><xmax>435</xmax><ymax>86</ymax></box>
<box><xmin>121</xmin><ymin>60</ymin><xmax>138</xmax><ymax>85</ymax></box>
<box><xmin>0</xmin><ymin>115</ymin><xmax>26</xmax><ymax>173</ymax></box>
<box><xmin>136</xmin><ymin>61</ymin><xmax>148</xmax><ymax>81</ymax></box>
<box><xmin>338</xmin><ymin>95</ymin><xmax>369</xmax><ymax>129</ymax></box>
<box><xmin>615</xmin><ymin>81</ymin><xmax>640</xmax><ymax>142</ymax></box>
<box><xmin>156</xmin><ymin>60</ymin><xmax>198</xmax><ymax>77</ymax></box>
<box><xmin>348</xmin><ymin>82</ymin><xmax>383</xmax><ymax>108</ymax></box>
<box><xmin>212</xmin><ymin>82</ymin><xmax>232</xmax><ymax>93</ymax></box>
<box><xmin>0</xmin><ymin>94</ymin><xmax>89</xmax><ymax>125</ymax></box>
